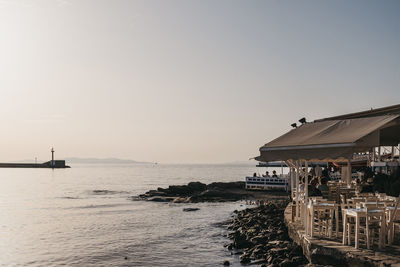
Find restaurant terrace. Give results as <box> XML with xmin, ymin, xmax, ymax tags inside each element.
<box><xmin>256</xmin><ymin>104</ymin><xmax>400</xmax><ymax>266</ymax></box>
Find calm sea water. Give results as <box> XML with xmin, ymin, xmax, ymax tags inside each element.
<box><xmin>0</xmin><ymin>163</ymin><xmax>264</xmax><ymax>267</ymax></box>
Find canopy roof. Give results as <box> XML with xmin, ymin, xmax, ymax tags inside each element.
<box><xmin>316</xmin><ymin>103</ymin><xmax>400</xmax><ymax>122</ymax></box>
<box><xmin>257</xmin><ymin>115</ymin><xmax>400</xmax><ymax>162</ymax></box>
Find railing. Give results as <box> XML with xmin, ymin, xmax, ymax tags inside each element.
<box><xmin>245</xmin><ymin>176</ymin><xmax>290</xmax><ymax>191</ymax></box>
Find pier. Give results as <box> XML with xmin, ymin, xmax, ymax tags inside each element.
<box><xmin>0</xmin><ymin>148</ymin><xmax>70</xmax><ymax>168</ymax></box>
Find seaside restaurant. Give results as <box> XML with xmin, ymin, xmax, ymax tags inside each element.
<box><xmin>256</xmin><ymin>105</ymin><xmax>400</xmax><ymax>250</ymax></box>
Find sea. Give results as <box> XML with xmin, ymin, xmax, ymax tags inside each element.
<box><xmin>0</xmin><ymin>163</ymin><xmax>268</xmax><ymax>267</ymax></box>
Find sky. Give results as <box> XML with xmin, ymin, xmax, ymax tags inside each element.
<box><xmin>0</xmin><ymin>0</ymin><xmax>399</xmax><ymax>163</ymax></box>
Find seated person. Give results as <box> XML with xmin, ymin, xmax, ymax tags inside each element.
<box><xmin>253</xmin><ymin>172</ymin><xmax>257</xmax><ymax>177</ymax></box>
<box><xmin>308</xmin><ymin>177</ymin><xmax>322</xmax><ymax>197</ymax></box>
<box><xmin>272</xmin><ymin>170</ymin><xmax>278</xmax><ymax>178</ymax></box>
<box><xmin>262</xmin><ymin>171</ymin><xmax>270</xmax><ymax>177</ymax></box>
<box><xmin>317</xmin><ymin>177</ymin><xmax>329</xmax><ymax>198</ymax></box>
<box><xmin>321</xmin><ymin>168</ymin><xmax>330</xmax><ymax>180</ymax></box>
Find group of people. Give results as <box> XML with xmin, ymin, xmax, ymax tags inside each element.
<box><xmin>262</xmin><ymin>170</ymin><xmax>278</xmax><ymax>178</ymax></box>
<box><xmin>251</xmin><ymin>165</ymin><xmax>332</xmax><ymax>197</ymax></box>
<box><xmin>252</xmin><ymin>170</ymin><xmax>279</xmax><ymax>178</ymax></box>
<box><xmin>299</xmin><ymin>175</ymin><xmax>329</xmax><ymax>197</ymax></box>
<box><xmin>298</xmin><ymin>165</ymin><xmax>330</xmax><ymax>197</ymax></box>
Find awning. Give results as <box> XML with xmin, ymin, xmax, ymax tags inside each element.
<box><xmin>257</xmin><ymin>115</ymin><xmax>400</xmax><ymax>162</ymax></box>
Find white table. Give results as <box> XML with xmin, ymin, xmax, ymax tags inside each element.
<box><xmin>342</xmin><ymin>208</ymin><xmax>386</xmax><ymax>249</ymax></box>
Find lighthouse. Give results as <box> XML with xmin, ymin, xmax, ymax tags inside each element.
<box><xmin>51</xmin><ymin>147</ymin><xmax>55</xmax><ymax>167</ymax></box>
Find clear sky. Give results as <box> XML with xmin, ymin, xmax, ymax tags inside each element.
<box><xmin>0</xmin><ymin>0</ymin><xmax>399</xmax><ymax>163</ymax></box>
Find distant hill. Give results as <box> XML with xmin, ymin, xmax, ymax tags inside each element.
<box><xmin>64</xmin><ymin>157</ymin><xmax>153</xmax><ymax>164</ymax></box>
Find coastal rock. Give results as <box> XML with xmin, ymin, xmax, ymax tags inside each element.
<box><xmin>182</xmin><ymin>208</ymin><xmax>200</xmax><ymax>212</ymax></box>
<box><xmin>137</xmin><ymin>181</ymin><xmax>254</xmax><ymax>203</ymax></box>
<box><xmin>226</xmin><ymin>201</ymin><xmax>308</xmax><ymax>266</ymax></box>
<box><xmin>147</xmin><ymin>196</ymin><xmax>175</xmax><ymax>202</ymax></box>
<box><xmin>239</xmin><ymin>253</ymin><xmax>251</xmax><ymax>264</ymax></box>
<box><xmin>137</xmin><ymin>181</ymin><xmax>289</xmax><ymax>203</ymax></box>
<box><xmin>187</xmin><ymin>181</ymin><xmax>207</xmax><ymax>191</ymax></box>
<box><xmin>207</xmin><ymin>181</ymin><xmax>245</xmax><ymax>190</ymax></box>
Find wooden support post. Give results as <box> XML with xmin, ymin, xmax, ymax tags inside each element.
<box><xmin>347</xmin><ymin>159</ymin><xmax>352</xmax><ymax>185</ymax></box>
<box><xmin>296</xmin><ymin>160</ymin><xmax>300</xmax><ymax>220</ymax></box>
<box><xmin>291</xmin><ymin>167</ymin><xmax>295</xmax><ymax>199</ymax></box>
<box><xmin>305</xmin><ymin>161</ymin><xmax>309</xmax><ymax>202</ymax></box>
<box><xmin>304</xmin><ymin>160</ymin><xmax>309</xmax><ymax>235</ymax></box>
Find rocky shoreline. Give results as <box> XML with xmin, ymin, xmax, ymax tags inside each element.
<box><xmin>137</xmin><ymin>181</ymin><xmax>305</xmax><ymax>266</ymax></box>
<box><xmin>136</xmin><ymin>181</ymin><xmax>289</xmax><ymax>203</ymax></box>
<box><xmin>225</xmin><ymin>201</ymin><xmax>308</xmax><ymax>266</ymax></box>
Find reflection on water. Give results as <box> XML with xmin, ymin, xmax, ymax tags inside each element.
<box><xmin>0</xmin><ymin>164</ymin><xmax>258</xmax><ymax>266</ymax></box>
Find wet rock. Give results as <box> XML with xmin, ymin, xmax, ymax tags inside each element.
<box><xmin>207</xmin><ymin>181</ymin><xmax>245</xmax><ymax>190</ymax></box>
<box><xmin>239</xmin><ymin>253</ymin><xmax>251</xmax><ymax>264</ymax></box>
<box><xmin>225</xmin><ymin>201</ymin><xmax>308</xmax><ymax>266</ymax></box>
<box><xmin>147</xmin><ymin>196</ymin><xmax>174</xmax><ymax>202</ymax></box>
<box><xmin>138</xmin><ymin>181</ymin><xmax>251</xmax><ymax>203</ymax></box>
<box><xmin>188</xmin><ymin>181</ymin><xmax>207</xmax><ymax>191</ymax></box>
<box><xmin>279</xmin><ymin>259</ymin><xmax>297</xmax><ymax>267</ymax></box>
<box><xmin>222</xmin><ymin>260</ymin><xmax>230</xmax><ymax>266</ymax></box>
<box><xmin>182</xmin><ymin>208</ymin><xmax>200</xmax><ymax>212</ymax></box>
<box><xmin>251</xmin><ymin>259</ymin><xmax>267</xmax><ymax>265</ymax></box>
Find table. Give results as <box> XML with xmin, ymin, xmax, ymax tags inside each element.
<box><xmin>307</xmin><ymin>202</ymin><xmax>339</xmax><ymax>238</ymax></box>
<box><xmin>342</xmin><ymin>208</ymin><xmax>386</xmax><ymax>249</ymax></box>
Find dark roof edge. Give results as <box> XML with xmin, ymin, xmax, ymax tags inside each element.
<box><xmin>315</xmin><ymin>103</ymin><xmax>400</xmax><ymax>122</ymax></box>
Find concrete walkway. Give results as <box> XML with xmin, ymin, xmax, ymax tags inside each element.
<box><xmin>284</xmin><ymin>204</ymin><xmax>400</xmax><ymax>266</ymax></box>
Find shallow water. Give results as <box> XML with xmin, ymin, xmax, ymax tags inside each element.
<box><xmin>0</xmin><ymin>163</ymin><xmax>261</xmax><ymax>266</ymax></box>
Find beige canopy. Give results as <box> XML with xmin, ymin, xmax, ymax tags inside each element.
<box><xmin>257</xmin><ymin>115</ymin><xmax>400</xmax><ymax>162</ymax></box>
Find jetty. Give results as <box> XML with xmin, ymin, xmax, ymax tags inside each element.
<box><xmin>0</xmin><ymin>148</ymin><xmax>70</xmax><ymax>169</ymax></box>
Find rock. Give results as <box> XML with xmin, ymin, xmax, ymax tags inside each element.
<box><xmin>239</xmin><ymin>253</ymin><xmax>251</xmax><ymax>264</ymax></box>
<box><xmin>291</xmin><ymin>256</ymin><xmax>305</xmax><ymax>264</ymax></box>
<box><xmin>207</xmin><ymin>181</ymin><xmax>245</xmax><ymax>190</ymax></box>
<box><xmin>167</xmin><ymin>185</ymin><xmax>192</xmax><ymax>196</ymax></box>
<box><xmin>182</xmin><ymin>208</ymin><xmax>200</xmax><ymax>212</ymax></box>
<box><xmin>279</xmin><ymin>259</ymin><xmax>296</xmax><ymax>267</ymax></box>
<box><xmin>268</xmin><ymin>240</ymin><xmax>282</xmax><ymax>246</ymax></box>
<box><xmin>222</xmin><ymin>260</ymin><xmax>230</xmax><ymax>266</ymax></box>
<box><xmin>225</xmin><ymin>200</ymin><xmax>307</xmax><ymax>266</ymax></box>
<box><xmin>233</xmin><ymin>234</ymin><xmax>252</xmax><ymax>249</ymax></box>
<box><xmin>251</xmin><ymin>259</ymin><xmax>267</xmax><ymax>265</ymax></box>
<box><xmin>138</xmin><ymin>181</ymin><xmax>257</xmax><ymax>203</ymax></box>
<box><xmin>172</xmin><ymin>197</ymin><xmax>189</xmax><ymax>203</ymax></box>
<box><xmin>147</xmin><ymin>196</ymin><xmax>174</xmax><ymax>202</ymax></box>
<box><xmin>187</xmin><ymin>181</ymin><xmax>207</xmax><ymax>191</ymax></box>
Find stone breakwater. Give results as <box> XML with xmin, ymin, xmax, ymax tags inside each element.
<box><xmin>226</xmin><ymin>202</ymin><xmax>308</xmax><ymax>266</ymax></box>
<box><xmin>136</xmin><ymin>181</ymin><xmax>289</xmax><ymax>203</ymax></box>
